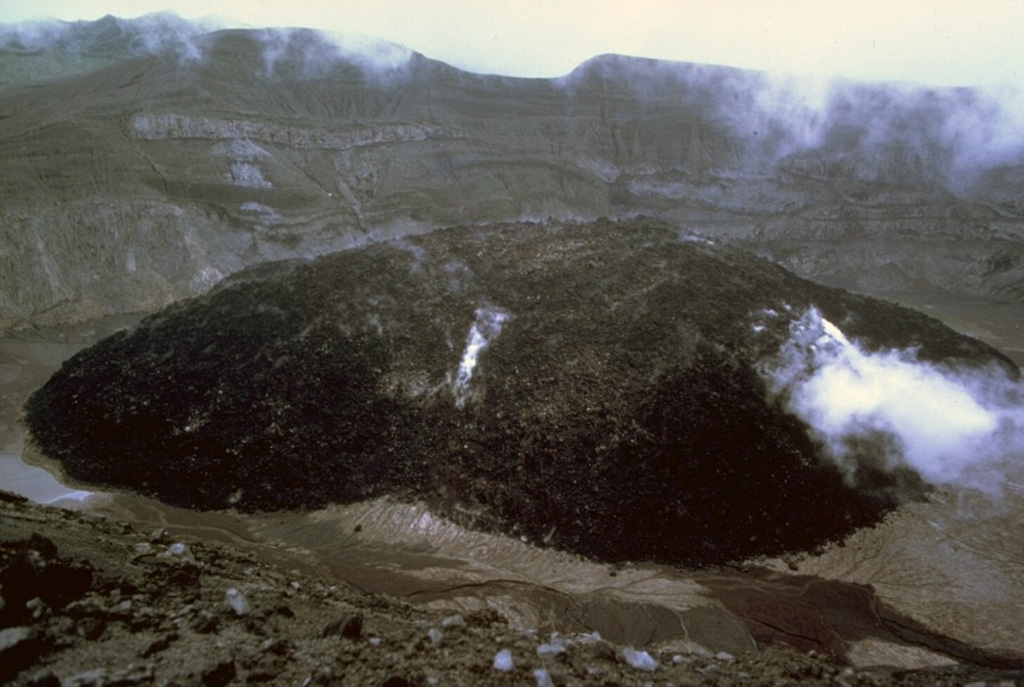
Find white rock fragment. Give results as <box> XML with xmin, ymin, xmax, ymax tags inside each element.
<box><xmin>427</xmin><ymin>627</ymin><xmax>443</xmax><ymax>644</ymax></box>
<box><xmin>164</xmin><ymin>542</ymin><xmax>195</xmax><ymax>563</ymax></box>
<box><xmin>715</xmin><ymin>651</ymin><xmax>735</xmax><ymax>662</ymax></box>
<box><xmin>536</xmin><ymin>639</ymin><xmax>566</xmax><ymax>657</ymax></box>
<box><xmin>492</xmin><ymin>648</ymin><xmax>514</xmax><ymax>672</ymax></box>
<box><xmin>0</xmin><ymin>626</ymin><xmax>38</xmax><ymax>653</ymax></box>
<box><xmin>26</xmin><ymin>597</ymin><xmax>45</xmax><ymax>619</ymax></box>
<box><xmin>224</xmin><ymin>588</ymin><xmax>250</xmax><ymax>616</ymax></box>
<box><xmin>622</xmin><ymin>647</ymin><xmax>659</xmax><ymax>672</ymax></box>
<box><xmin>441</xmin><ymin>613</ymin><xmax>465</xmax><ymax>628</ymax></box>
<box><xmin>532</xmin><ymin>667</ymin><xmax>555</xmax><ymax>687</ymax></box>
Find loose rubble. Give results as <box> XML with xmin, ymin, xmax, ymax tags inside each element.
<box><xmin>3</xmin><ymin>492</ymin><xmax>1024</xmax><ymax>685</ymax></box>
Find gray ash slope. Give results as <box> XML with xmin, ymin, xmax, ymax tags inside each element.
<box><xmin>2</xmin><ymin>16</ymin><xmax>1024</xmax><ymax>332</ymax></box>
<box><xmin>23</xmin><ymin>220</ymin><xmax>1016</xmax><ymax>567</ymax></box>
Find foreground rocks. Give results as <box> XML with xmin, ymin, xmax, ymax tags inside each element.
<box><xmin>4</xmin><ymin>491</ymin><xmax>1024</xmax><ymax>686</ymax></box>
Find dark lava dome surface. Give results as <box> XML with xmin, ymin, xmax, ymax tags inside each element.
<box><xmin>24</xmin><ymin>219</ymin><xmax>1011</xmax><ymax>566</ymax></box>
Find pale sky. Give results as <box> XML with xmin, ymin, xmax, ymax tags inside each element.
<box><xmin>1</xmin><ymin>0</ymin><xmax>1022</xmax><ymax>87</ymax></box>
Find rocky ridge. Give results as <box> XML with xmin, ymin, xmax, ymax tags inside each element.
<box><xmin>1</xmin><ymin>16</ymin><xmax>1023</xmax><ymax>331</ymax></box>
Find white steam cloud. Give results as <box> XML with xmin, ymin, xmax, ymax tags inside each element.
<box><xmin>749</xmin><ymin>77</ymin><xmax>1024</xmax><ymax>182</ymax></box>
<box><xmin>0</xmin><ymin>16</ymin><xmax>411</xmax><ymax>79</ymax></box>
<box><xmin>555</xmin><ymin>55</ymin><xmax>1024</xmax><ymax>183</ymax></box>
<box><xmin>0</xmin><ymin>13</ymin><xmax>214</xmax><ymax>65</ymax></box>
<box><xmin>254</xmin><ymin>27</ymin><xmax>412</xmax><ymax>81</ymax></box>
<box><xmin>452</xmin><ymin>307</ymin><xmax>509</xmax><ymax>409</ymax></box>
<box><xmin>762</xmin><ymin>307</ymin><xmax>1024</xmax><ymax>494</ymax></box>
<box><xmin>123</xmin><ymin>12</ymin><xmax>210</xmax><ymax>63</ymax></box>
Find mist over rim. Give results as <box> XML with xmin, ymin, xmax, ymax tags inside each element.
<box><xmin>1</xmin><ymin>0</ymin><xmax>1023</xmax><ymax>88</ymax></box>
<box><xmin>3</xmin><ymin>9</ymin><xmax>1023</xmax><ymax>169</ymax></box>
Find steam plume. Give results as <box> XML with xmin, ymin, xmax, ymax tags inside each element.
<box><xmin>0</xmin><ymin>13</ymin><xmax>214</xmax><ymax>64</ymax></box>
<box><xmin>762</xmin><ymin>307</ymin><xmax>1024</xmax><ymax>495</ymax></box>
<box><xmin>254</xmin><ymin>27</ymin><xmax>412</xmax><ymax>80</ymax></box>
<box><xmin>452</xmin><ymin>307</ymin><xmax>509</xmax><ymax>408</ymax></box>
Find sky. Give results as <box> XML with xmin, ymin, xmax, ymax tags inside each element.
<box><xmin>0</xmin><ymin>0</ymin><xmax>1022</xmax><ymax>88</ymax></box>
